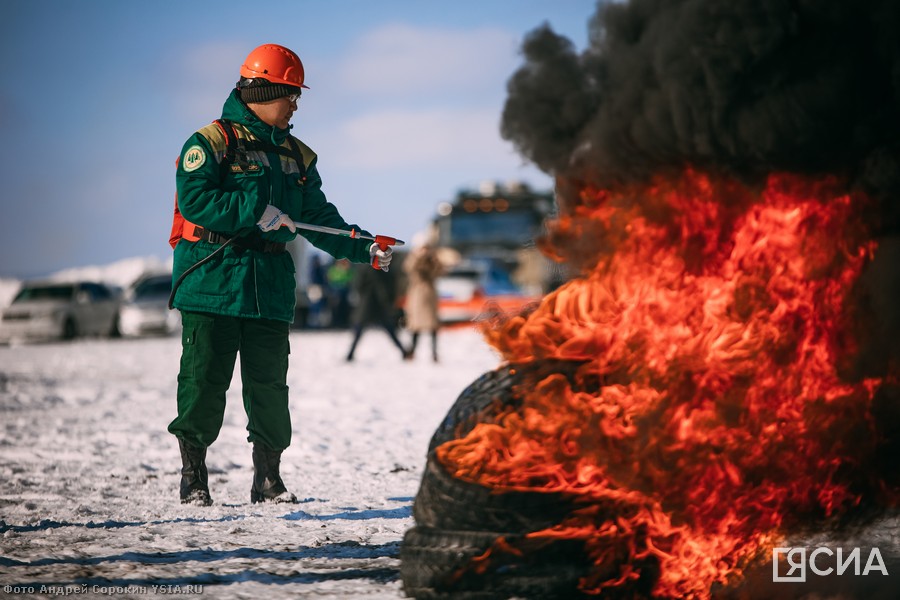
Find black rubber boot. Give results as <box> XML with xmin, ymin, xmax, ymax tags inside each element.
<box><xmin>178</xmin><ymin>438</ymin><xmax>212</xmax><ymax>506</ymax></box>
<box><xmin>251</xmin><ymin>443</ymin><xmax>297</xmax><ymax>504</ymax></box>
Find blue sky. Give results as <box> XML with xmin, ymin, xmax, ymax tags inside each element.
<box><xmin>0</xmin><ymin>0</ymin><xmax>597</xmax><ymax>278</ymax></box>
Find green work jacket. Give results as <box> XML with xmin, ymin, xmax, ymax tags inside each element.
<box><xmin>172</xmin><ymin>90</ymin><xmax>372</xmax><ymax>322</ymax></box>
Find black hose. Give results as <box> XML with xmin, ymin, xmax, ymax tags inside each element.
<box><xmin>168</xmin><ymin>237</ymin><xmax>236</xmax><ymax>310</ymax></box>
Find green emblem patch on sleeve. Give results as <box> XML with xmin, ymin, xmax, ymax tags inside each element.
<box><xmin>182</xmin><ymin>145</ymin><xmax>206</xmax><ymax>172</ymax></box>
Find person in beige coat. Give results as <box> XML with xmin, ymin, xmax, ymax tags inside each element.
<box><xmin>403</xmin><ymin>238</ymin><xmax>445</xmax><ymax>362</ymax></box>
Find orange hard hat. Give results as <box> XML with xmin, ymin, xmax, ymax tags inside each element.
<box><xmin>240</xmin><ymin>44</ymin><xmax>309</xmax><ymax>89</ymax></box>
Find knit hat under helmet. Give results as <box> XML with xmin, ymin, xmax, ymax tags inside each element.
<box><xmin>237</xmin><ymin>77</ymin><xmax>302</xmax><ymax>104</ymax></box>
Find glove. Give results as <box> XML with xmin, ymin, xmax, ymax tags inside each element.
<box><xmin>369</xmin><ymin>243</ymin><xmax>393</xmax><ymax>272</ymax></box>
<box><xmin>257</xmin><ymin>205</ymin><xmax>296</xmax><ymax>233</ymax></box>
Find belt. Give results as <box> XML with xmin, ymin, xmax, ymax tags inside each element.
<box><xmin>193</xmin><ymin>226</ymin><xmax>287</xmax><ymax>254</ymax></box>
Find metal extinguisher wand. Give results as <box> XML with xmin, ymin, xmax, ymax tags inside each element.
<box><xmin>291</xmin><ymin>221</ymin><xmax>405</xmax><ymax>270</ymax></box>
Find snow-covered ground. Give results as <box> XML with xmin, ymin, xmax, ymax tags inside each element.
<box><xmin>0</xmin><ymin>325</ymin><xmax>502</xmax><ymax>598</ymax></box>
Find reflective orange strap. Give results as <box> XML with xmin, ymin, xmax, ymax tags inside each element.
<box><xmin>182</xmin><ymin>219</ymin><xmax>201</xmax><ymax>242</ymax></box>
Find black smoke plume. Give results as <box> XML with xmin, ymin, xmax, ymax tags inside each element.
<box><xmin>502</xmin><ymin>0</ymin><xmax>900</xmax><ymax>230</ymax></box>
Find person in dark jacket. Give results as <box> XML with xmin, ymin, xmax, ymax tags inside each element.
<box><xmin>345</xmin><ymin>263</ymin><xmax>410</xmax><ymax>362</ymax></box>
<box><xmin>168</xmin><ymin>44</ymin><xmax>394</xmax><ymax>506</ymax></box>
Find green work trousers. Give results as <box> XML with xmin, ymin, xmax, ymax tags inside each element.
<box><xmin>168</xmin><ymin>311</ymin><xmax>292</xmax><ymax>451</ymax></box>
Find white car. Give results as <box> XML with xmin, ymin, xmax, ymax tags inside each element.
<box><xmin>118</xmin><ymin>273</ymin><xmax>181</xmax><ymax>337</ymax></box>
<box><xmin>0</xmin><ymin>281</ymin><xmax>121</xmax><ymax>343</ymax></box>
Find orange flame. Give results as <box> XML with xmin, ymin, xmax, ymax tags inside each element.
<box><xmin>436</xmin><ymin>171</ymin><xmax>892</xmax><ymax>598</ymax></box>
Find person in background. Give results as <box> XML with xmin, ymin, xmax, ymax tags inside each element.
<box><xmin>168</xmin><ymin>43</ymin><xmax>394</xmax><ymax>506</ymax></box>
<box><xmin>326</xmin><ymin>258</ymin><xmax>354</xmax><ymax>329</ymax></box>
<box><xmin>306</xmin><ymin>254</ymin><xmax>330</xmax><ymax>328</ymax></box>
<box><xmin>403</xmin><ymin>232</ymin><xmax>445</xmax><ymax>362</ymax></box>
<box><xmin>345</xmin><ymin>262</ymin><xmax>410</xmax><ymax>362</ymax></box>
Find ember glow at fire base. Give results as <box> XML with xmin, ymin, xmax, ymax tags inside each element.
<box><xmin>433</xmin><ymin>171</ymin><xmax>898</xmax><ymax>598</ymax></box>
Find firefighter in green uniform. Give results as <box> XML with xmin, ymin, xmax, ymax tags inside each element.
<box><xmin>168</xmin><ymin>43</ymin><xmax>393</xmax><ymax>506</ymax></box>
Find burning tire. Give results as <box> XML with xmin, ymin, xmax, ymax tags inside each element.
<box><xmin>413</xmin><ymin>452</ymin><xmax>576</xmax><ymax>533</ymax></box>
<box><xmin>400</xmin><ymin>526</ymin><xmax>588</xmax><ymax>600</ymax></box>
<box><xmin>416</xmin><ymin>361</ymin><xmax>585</xmax><ymax>533</ymax></box>
<box><xmin>403</xmin><ymin>361</ymin><xmax>600</xmax><ymax>599</ymax></box>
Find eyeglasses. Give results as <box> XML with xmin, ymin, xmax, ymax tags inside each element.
<box><xmin>285</xmin><ymin>93</ymin><xmax>301</xmax><ymax>103</ymax></box>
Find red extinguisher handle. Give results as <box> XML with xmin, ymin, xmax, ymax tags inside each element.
<box><xmin>371</xmin><ymin>234</ymin><xmax>402</xmax><ymax>270</ymax></box>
